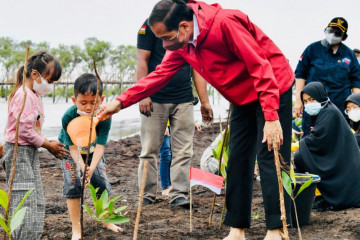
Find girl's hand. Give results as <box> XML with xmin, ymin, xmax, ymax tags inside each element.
<box><xmin>44</xmin><ymin>140</ymin><xmax>70</xmax><ymax>159</ymax></box>
<box><xmin>0</xmin><ymin>143</ymin><xmax>4</xmax><ymax>158</ymax></box>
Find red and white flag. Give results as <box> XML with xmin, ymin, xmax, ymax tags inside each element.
<box><xmin>189</xmin><ymin>167</ymin><xmax>224</xmax><ymax>195</ymax></box>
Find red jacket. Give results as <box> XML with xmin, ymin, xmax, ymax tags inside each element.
<box><xmin>117</xmin><ymin>1</ymin><xmax>294</xmax><ymax>120</ymax></box>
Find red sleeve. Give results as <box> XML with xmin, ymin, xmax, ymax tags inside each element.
<box><xmin>116</xmin><ymin>51</ymin><xmax>187</xmax><ymax>108</ymax></box>
<box><xmin>221</xmin><ymin>13</ymin><xmax>280</xmax><ymax>121</ymax></box>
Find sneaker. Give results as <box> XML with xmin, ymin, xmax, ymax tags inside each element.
<box><xmin>162</xmin><ymin>186</ymin><xmax>172</xmax><ymax>196</ymax></box>
<box><xmin>136</xmin><ymin>198</ymin><xmax>154</xmax><ymax>207</ymax></box>
<box><xmin>170</xmin><ymin>197</ymin><xmax>191</xmax><ymax>209</ymax></box>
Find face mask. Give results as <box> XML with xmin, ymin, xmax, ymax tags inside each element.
<box><xmin>348</xmin><ymin>109</ymin><xmax>360</xmax><ymax>122</ymax></box>
<box><xmin>357</xmin><ymin>57</ymin><xmax>360</xmax><ymax>64</ymax></box>
<box><xmin>77</xmin><ymin>108</ymin><xmax>99</xmax><ymax>117</ymax></box>
<box><xmin>325</xmin><ymin>32</ymin><xmax>342</xmax><ymax>46</ymax></box>
<box><xmin>33</xmin><ymin>74</ymin><xmax>52</xmax><ymax>96</ymax></box>
<box><xmin>304</xmin><ymin>102</ymin><xmax>322</xmax><ymax>116</ymax></box>
<box><xmin>163</xmin><ymin>29</ymin><xmax>188</xmax><ymax>51</ymax></box>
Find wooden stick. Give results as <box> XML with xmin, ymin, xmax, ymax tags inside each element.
<box><xmin>2</xmin><ymin>46</ymin><xmax>29</xmax><ymax>240</ymax></box>
<box><xmin>80</xmin><ymin>61</ymin><xmax>101</xmax><ymax>240</ymax></box>
<box><xmin>189</xmin><ymin>185</ymin><xmax>193</xmax><ymax>232</ymax></box>
<box><xmin>209</xmin><ymin>104</ymin><xmax>231</xmax><ymax>226</ymax></box>
<box><xmin>219</xmin><ymin>183</ymin><xmax>226</xmax><ymax>229</ymax></box>
<box><xmin>273</xmin><ymin>135</ymin><xmax>290</xmax><ymax>240</ymax></box>
<box><xmin>133</xmin><ymin>160</ymin><xmax>149</xmax><ymax>240</ymax></box>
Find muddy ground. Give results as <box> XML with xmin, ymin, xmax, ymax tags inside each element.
<box><xmin>1</xmin><ymin>123</ymin><xmax>360</xmax><ymax>240</ymax></box>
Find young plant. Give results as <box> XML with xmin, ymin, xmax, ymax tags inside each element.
<box><xmin>82</xmin><ymin>184</ymin><xmax>129</xmax><ymax>225</ymax></box>
<box><xmin>282</xmin><ymin>166</ymin><xmax>313</xmax><ymax>240</ymax></box>
<box><xmin>0</xmin><ymin>188</ymin><xmax>34</xmax><ymax>240</ymax></box>
<box><xmin>212</xmin><ymin>128</ymin><xmax>230</xmax><ymax>182</ymax></box>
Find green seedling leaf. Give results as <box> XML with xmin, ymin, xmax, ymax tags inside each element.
<box><xmin>281</xmin><ymin>171</ymin><xmax>293</xmax><ymax>197</ymax></box>
<box><xmin>212</xmin><ymin>149</ymin><xmax>218</xmax><ymax>161</ymax></box>
<box><xmin>296</xmin><ymin>178</ymin><xmax>313</xmax><ymax>198</ymax></box>
<box><xmin>109</xmin><ymin>196</ymin><xmax>121</xmax><ymax>204</ymax></box>
<box><xmin>114</xmin><ymin>206</ymin><xmax>127</xmax><ymax>214</ymax></box>
<box><xmin>290</xmin><ymin>166</ymin><xmax>296</xmax><ymax>189</ymax></box>
<box><xmin>100</xmin><ymin>190</ymin><xmax>109</xmax><ymax>209</ymax></box>
<box><xmin>89</xmin><ymin>184</ymin><xmax>97</xmax><ymax>203</ymax></box>
<box><xmin>108</xmin><ymin>200</ymin><xmax>114</xmax><ymax>213</ymax></box>
<box><xmin>13</xmin><ymin>188</ymin><xmax>34</xmax><ymax>217</ymax></box>
<box><xmin>103</xmin><ymin>215</ymin><xmax>130</xmax><ymax>224</ymax></box>
<box><xmin>0</xmin><ymin>214</ymin><xmax>9</xmax><ymax>233</ymax></box>
<box><xmin>82</xmin><ymin>205</ymin><xmax>94</xmax><ymax>219</ymax></box>
<box><xmin>97</xmin><ymin>210</ymin><xmax>109</xmax><ymax>221</ymax></box>
<box><xmin>0</xmin><ymin>189</ymin><xmax>8</xmax><ymax>210</ymax></box>
<box><xmin>95</xmin><ymin>198</ymin><xmax>104</xmax><ymax>217</ymax></box>
<box><xmin>10</xmin><ymin>207</ymin><xmax>27</xmax><ymax>233</ymax></box>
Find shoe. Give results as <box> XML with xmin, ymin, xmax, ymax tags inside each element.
<box><xmin>162</xmin><ymin>186</ymin><xmax>172</xmax><ymax>196</ymax></box>
<box><xmin>170</xmin><ymin>197</ymin><xmax>191</xmax><ymax>209</ymax></box>
<box><xmin>136</xmin><ymin>198</ymin><xmax>154</xmax><ymax>207</ymax></box>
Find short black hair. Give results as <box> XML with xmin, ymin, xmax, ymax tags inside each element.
<box><xmin>74</xmin><ymin>73</ymin><xmax>103</xmax><ymax>97</ymax></box>
<box><xmin>148</xmin><ymin>0</ymin><xmax>193</xmax><ymax>31</ymax></box>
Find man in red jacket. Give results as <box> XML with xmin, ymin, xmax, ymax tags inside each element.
<box><xmin>98</xmin><ymin>0</ymin><xmax>294</xmax><ymax>239</ymax></box>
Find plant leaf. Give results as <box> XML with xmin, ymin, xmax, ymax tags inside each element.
<box><xmin>0</xmin><ymin>214</ymin><xmax>9</xmax><ymax>233</ymax></box>
<box><xmin>281</xmin><ymin>171</ymin><xmax>293</xmax><ymax>197</ymax></box>
<box><xmin>100</xmin><ymin>190</ymin><xmax>109</xmax><ymax>209</ymax></box>
<box><xmin>108</xmin><ymin>200</ymin><xmax>114</xmax><ymax>213</ymax></box>
<box><xmin>0</xmin><ymin>189</ymin><xmax>8</xmax><ymax>211</ymax></box>
<box><xmin>114</xmin><ymin>206</ymin><xmax>127</xmax><ymax>214</ymax></box>
<box><xmin>296</xmin><ymin>178</ymin><xmax>313</xmax><ymax>198</ymax></box>
<box><xmin>10</xmin><ymin>207</ymin><xmax>27</xmax><ymax>233</ymax></box>
<box><xmin>109</xmin><ymin>196</ymin><xmax>121</xmax><ymax>203</ymax></box>
<box><xmin>88</xmin><ymin>184</ymin><xmax>97</xmax><ymax>203</ymax></box>
<box><xmin>95</xmin><ymin>198</ymin><xmax>103</xmax><ymax>217</ymax></box>
<box><xmin>212</xmin><ymin>149</ymin><xmax>218</xmax><ymax>161</ymax></box>
<box><xmin>13</xmin><ymin>188</ymin><xmax>34</xmax><ymax>218</ymax></box>
<box><xmin>103</xmin><ymin>215</ymin><xmax>130</xmax><ymax>224</ymax></box>
<box><xmin>290</xmin><ymin>166</ymin><xmax>296</xmax><ymax>189</ymax></box>
<box><xmin>82</xmin><ymin>205</ymin><xmax>94</xmax><ymax>219</ymax></box>
<box><xmin>97</xmin><ymin>210</ymin><xmax>109</xmax><ymax>221</ymax></box>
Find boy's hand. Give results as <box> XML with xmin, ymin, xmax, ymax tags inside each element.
<box><xmin>84</xmin><ymin>166</ymin><xmax>95</xmax><ymax>188</ymax></box>
<box><xmin>0</xmin><ymin>143</ymin><xmax>4</xmax><ymax>158</ymax></box>
<box><xmin>45</xmin><ymin>140</ymin><xmax>70</xmax><ymax>159</ymax></box>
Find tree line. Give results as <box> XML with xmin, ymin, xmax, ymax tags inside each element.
<box><xmin>0</xmin><ymin>37</ymin><xmax>137</xmax><ymax>84</ymax></box>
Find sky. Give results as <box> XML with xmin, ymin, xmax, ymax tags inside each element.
<box><xmin>0</xmin><ymin>0</ymin><xmax>359</xmax><ymax>70</ymax></box>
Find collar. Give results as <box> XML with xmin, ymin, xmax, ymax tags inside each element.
<box><xmin>188</xmin><ymin>14</ymin><xmax>199</xmax><ymax>47</ymax></box>
<box><xmin>321</xmin><ymin>39</ymin><xmax>344</xmax><ymax>55</ymax></box>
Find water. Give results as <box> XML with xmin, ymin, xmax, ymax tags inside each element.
<box><xmin>0</xmin><ymin>96</ymin><xmax>229</xmax><ymax>143</ymax></box>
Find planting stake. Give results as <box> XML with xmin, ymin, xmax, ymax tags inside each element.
<box><xmin>133</xmin><ymin>160</ymin><xmax>149</xmax><ymax>240</ymax></box>
<box><xmin>219</xmin><ymin>183</ymin><xmax>226</xmax><ymax>229</ymax></box>
<box><xmin>209</xmin><ymin>104</ymin><xmax>231</xmax><ymax>226</ymax></box>
<box><xmin>189</xmin><ymin>185</ymin><xmax>193</xmax><ymax>232</ymax></box>
<box><xmin>2</xmin><ymin>46</ymin><xmax>29</xmax><ymax>240</ymax></box>
<box><xmin>80</xmin><ymin>61</ymin><xmax>101</xmax><ymax>240</ymax></box>
<box><xmin>273</xmin><ymin>135</ymin><xmax>290</xmax><ymax>240</ymax></box>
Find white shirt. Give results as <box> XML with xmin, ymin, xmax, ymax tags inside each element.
<box><xmin>188</xmin><ymin>14</ymin><xmax>199</xmax><ymax>47</ymax></box>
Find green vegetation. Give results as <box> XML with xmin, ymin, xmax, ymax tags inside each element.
<box><xmin>0</xmin><ymin>188</ymin><xmax>34</xmax><ymax>240</ymax></box>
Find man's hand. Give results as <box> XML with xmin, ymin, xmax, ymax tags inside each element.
<box><xmin>201</xmin><ymin>102</ymin><xmax>213</xmax><ymax>125</ymax></box>
<box><xmin>139</xmin><ymin>97</ymin><xmax>153</xmax><ymax>117</ymax></box>
<box><xmin>84</xmin><ymin>166</ymin><xmax>95</xmax><ymax>188</ymax></box>
<box><xmin>97</xmin><ymin>100</ymin><xmax>121</xmax><ymax>120</ymax></box>
<box><xmin>194</xmin><ymin>122</ymin><xmax>202</xmax><ymax>132</ymax></box>
<box><xmin>294</xmin><ymin>99</ymin><xmax>303</xmax><ymax>118</ymax></box>
<box><xmin>262</xmin><ymin>120</ymin><xmax>283</xmax><ymax>151</ymax></box>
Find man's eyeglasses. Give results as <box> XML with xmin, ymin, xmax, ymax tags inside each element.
<box><xmin>326</xmin><ymin>27</ymin><xmax>344</xmax><ymax>37</ymax></box>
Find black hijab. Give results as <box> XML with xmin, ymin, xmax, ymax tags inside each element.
<box><xmin>295</xmin><ymin>82</ymin><xmax>360</xmax><ymax>208</ymax></box>
<box><xmin>345</xmin><ymin>93</ymin><xmax>360</xmax><ymax>142</ymax></box>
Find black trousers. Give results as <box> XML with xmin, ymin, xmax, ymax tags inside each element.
<box><xmin>224</xmin><ymin>87</ymin><xmax>292</xmax><ymax>229</ymax></box>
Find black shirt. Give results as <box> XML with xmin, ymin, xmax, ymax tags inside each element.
<box><xmin>137</xmin><ymin>20</ymin><xmax>193</xmax><ymax>103</ymax></box>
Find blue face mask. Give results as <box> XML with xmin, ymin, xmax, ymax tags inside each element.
<box><xmin>304</xmin><ymin>102</ymin><xmax>322</xmax><ymax>116</ymax></box>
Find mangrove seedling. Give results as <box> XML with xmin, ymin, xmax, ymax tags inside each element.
<box><xmin>0</xmin><ymin>188</ymin><xmax>34</xmax><ymax>240</ymax></box>
<box><xmin>82</xmin><ymin>184</ymin><xmax>130</xmax><ymax>225</ymax></box>
<box><xmin>282</xmin><ymin>166</ymin><xmax>313</xmax><ymax>240</ymax></box>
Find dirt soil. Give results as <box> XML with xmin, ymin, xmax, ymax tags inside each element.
<box><xmin>1</xmin><ymin>123</ymin><xmax>360</xmax><ymax>240</ymax></box>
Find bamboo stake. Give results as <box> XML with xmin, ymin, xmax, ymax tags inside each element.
<box><xmin>209</xmin><ymin>104</ymin><xmax>231</xmax><ymax>226</ymax></box>
<box><xmin>272</xmin><ymin>134</ymin><xmax>290</xmax><ymax>240</ymax></box>
<box><xmin>80</xmin><ymin>61</ymin><xmax>101</xmax><ymax>240</ymax></box>
<box><xmin>2</xmin><ymin>46</ymin><xmax>29</xmax><ymax>240</ymax></box>
<box><xmin>219</xmin><ymin>183</ymin><xmax>226</xmax><ymax>229</ymax></box>
<box><xmin>133</xmin><ymin>160</ymin><xmax>149</xmax><ymax>240</ymax></box>
<box><xmin>189</xmin><ymin>185</ymin><xmax>193</xmax><ymax>232</ymax></box>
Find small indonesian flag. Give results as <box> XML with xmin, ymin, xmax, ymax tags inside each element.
<box><xmin>189</xmin><ymin>167</ymin><xmax>224</xmax><ymax>195</ymax></box>
<box><xmin>299</xmin><ymin>56</ymin><xmax>303</xmax><ymax>61</ymax></box>
<box><xmin>138</xmin><ymin>25</ymin><xmax>146</xmax><ymax>34</ymax></box>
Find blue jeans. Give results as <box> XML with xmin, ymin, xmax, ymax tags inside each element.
<box><xmin>159</xmin><ymin>135</ymin><xmax>172</xmax><ymax>190</ymax></box>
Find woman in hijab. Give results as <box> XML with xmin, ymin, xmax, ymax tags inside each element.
<box><xmin>345</xmin><ymin>93</ymin><xmax>360</xmax><ymax>146</ymax></box>
<box><xmin>294</xmin><ymin>82</ymin><xmax>360</xmax><ymax>209</ymax></box>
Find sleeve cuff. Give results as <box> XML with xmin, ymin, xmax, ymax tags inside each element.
<box><xmin>115</xmin><ymin>96</ymin><xmax>125</xmax><ymax>108</ymax></box>
<box><xmin>263</xmin><ymin>111</ymin><xmax>279</xmax><ymax>121</ymax></box>
<box><xmin>34</xmin><ymin>136</ymin><xmax>45</xmax><ymax>148</ymax></box>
